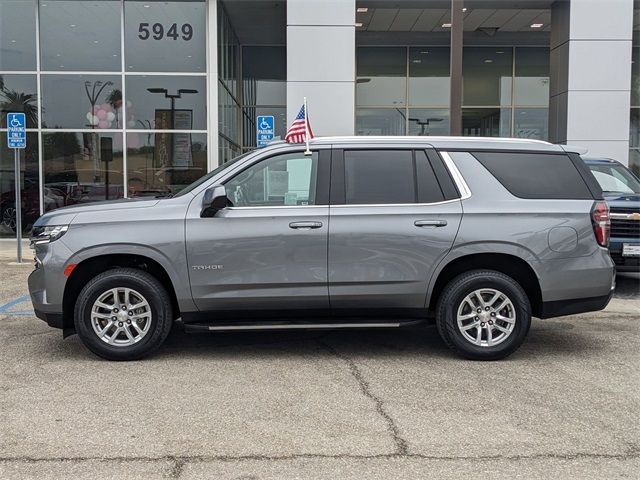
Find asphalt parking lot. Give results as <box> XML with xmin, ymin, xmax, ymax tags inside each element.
<box><xmin>0</xmin><ymin>261</ymin><xmax>638</xmax><ymax>479</ymax></box>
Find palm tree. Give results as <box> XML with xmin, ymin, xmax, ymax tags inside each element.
<box><xmin>107</xmin><ymin>89</ymin><xmax>123</xmax><ymax>128</ymax></box>
<box><xmin>0</xmin><ymin>84</ymin><xmax>39</xmax><ymax>128</ymax></box>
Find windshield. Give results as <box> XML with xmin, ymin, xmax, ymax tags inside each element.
<box><xmin>172</xmin><ymin>151</ymin><xmax>252</xmax><ymax>198</ymax></box>
<box><xmin>588</xmin><ymin>163</ymin><xmax>640</xmax><ymax>195</ymax></box>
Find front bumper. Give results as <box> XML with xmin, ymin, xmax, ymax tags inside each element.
<box><xmin>609</xmin><ymin>239</ymin><xmax>640</xmax><ymax>273</ymax></box>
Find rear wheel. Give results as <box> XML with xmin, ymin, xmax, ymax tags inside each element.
<box><xmin>436</xmin><ymin>270</ymin><xmax>531</xmax><ymax>360</ymax></box>
<box><xmin>74</xmin><ymin>268</ymin><xmax>173</xmax><ymax>360</ymax></box>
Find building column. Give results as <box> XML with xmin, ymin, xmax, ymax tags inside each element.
<box><xmin>207</xmin><ymin>0</ymin><xmax>219</xmax><ymax>169</ymax></box>
<box><xmin>549</xmin><ymin>0</ymin><xmax>633</xmax><ymax>165</ymax></box>
<box><xmin>287</xmin><ymin>0</ymin><xmax>355</xmax><ymax>136</ymax></box>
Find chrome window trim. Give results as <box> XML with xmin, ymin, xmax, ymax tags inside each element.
<box><xmin>226</xmin><ymin>205</ymin><xmax>327</xmax><ymax>210</ymax></box>
<box><xmin>440</xmin><ymin>151</ymin><xmax>472</xmax><ymax>200</ymax></box>
<box><xmin>329</xmin><ymin>198</ymin><xmax>461</xmax><ymax>208</ymax></box>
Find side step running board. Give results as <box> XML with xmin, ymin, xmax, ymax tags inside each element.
<box><xmin>183</xmin><ymin>320</ymin><xmax>423</xmax><ymax>333</ymax></box>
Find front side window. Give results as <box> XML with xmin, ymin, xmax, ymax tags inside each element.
<box><xmin>344</xmin><ymin>150</ymin><xmax>415</xmax><ymax>205</ymax></box>
<box><xmin>225</xmin><ymin>152</ymin><xmax>318</xmax><ymax>207</ymax></box>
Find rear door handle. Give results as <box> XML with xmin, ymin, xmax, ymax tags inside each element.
<box><xmin>414</xmin><ymin>220</ymin><xmax>448</xmax><ymax>228</ymax></box>
<box><xmin>289</xmin><ymin>221</ymin><xmax>323</xmax><ymax>230</ymax></box>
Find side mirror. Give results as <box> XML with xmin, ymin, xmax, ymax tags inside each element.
<box><xmin>201</xmin><ymin>185</ymin><xmax>229</xmax><ymax>217</ymax></box>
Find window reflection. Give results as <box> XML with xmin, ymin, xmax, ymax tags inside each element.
<box><xmin>40</xmin><ymin>0</ymin><xmax>121</xmax><ymax>71</ymax></box>
<box><xmin>463</xmin><ymin>48</ymin><xmax>513</xmax><ymax>107</ymax></box>
<box><xmin>124</xmin><ymin>0</ymin><xmax>206</xmax><ymax>72</ymax></box>
<box><xmin>242</xmin><ymin>107</ymin><xmax>286</xmax><ymax>149</ymax></box>
<box><xmin>41</xmin><ymin>75</ymin><xmax>122</xmax><ymax>129</ymax></box>
<box><xmin>408</xmin><ymin>48</ymin><xmax>450</xmax><ymax>106</ymax></box>
<box><xmin>462</xmin><ymin>108</ymin><xmax>511</xmax><ymax>137</ymax></box>
<box><xmin>514</xmin><ymin>48</ymin><xmax>549</xmax><ymax>106</ymax></box>
<box><xmin>0</xmin><ymin>74</ymin><xmax>38</xmax><ymax>128</ymax></box>
<box><xmin>514</xmin><ymin>108</ymin><xmax>548</xmax><ymax>140</ymax></box>
<box><xmin>43</xmin><ymin>132</ymin><xmax>124</xmax><ymax>212</ymax></box>
<box><xmin>126</xmin><ymin>132</ymin><xmax>207</xmax><ymax>197</ymax></box>
<box><xmin>126</xmin><ymin>76</ymin><xmax>206</xmax><ymax>130</ymax></box>
<box><xmin>356</xmin><ymin>108</ymin><xmax>406</xmax><ymax>136</ymax></box>
<box><xmin>408</xmin><ymin>109</ymin><xmax>450</xmax><ymax>136</ymax></box>
<box><xmin>357</xmin><ymin>47</ymin><xmax>406</xmax><ymax>107</ymax></box>
<box><xmin>0</xmin><ymin>0</ymin><xmax>37</xmax><ymax>71</ymax></box>
<box><xmin>0</xmin><ymin>132</ymin><xmax>39</xmax><ymax>238</ymax></box>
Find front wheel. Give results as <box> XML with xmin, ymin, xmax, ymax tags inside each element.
<box><xmin>436</xmin><ymin>270</ymin><xmax>531</xmax><ymax>360</ymax></box>
<box><xmin>74</xmin><ymin>268</ymin><xmax>173</xmax><ymax>361</ymax></box>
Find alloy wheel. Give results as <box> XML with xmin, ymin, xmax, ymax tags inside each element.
<box><xmin>456</xmin><ymin>288</ymin><xmax>516</xmax><ymax>347</ymax></box>
<box><xmin>91</xmin><ymin>287</ymin><xmax>152</xmax><ymax>347</ymax></box>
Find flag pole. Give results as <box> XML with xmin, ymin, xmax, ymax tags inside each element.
<box><xmin>303</xmin><ymin>96</ymin><xmax>311</xmax><ymax>156</ymax></box>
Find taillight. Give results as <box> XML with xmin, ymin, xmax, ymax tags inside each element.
<box><xmin>591</xmin><ymin>201</ymin><xmax>610</xmax><ymax>247</ymax></box>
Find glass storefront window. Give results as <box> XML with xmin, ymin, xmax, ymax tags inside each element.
<box><xmin>40</xmin><ymin>0</ymin><xmax>121</xmax><ymax>71</ymax></box>
<box><xmin>126</xmin><ymin>132</ymin><xmax>207</xmax><ymax>196</ymax></box>
<box><xmin>41</xmin><ymin>75</ymin><xmax>122</xmax><ymax>129</ymax></box>
<box><xmin>408</xmin><ymin>109</ymin><xmax>450</xmax><ymax>136</ymax></box>
<box><xmin>514</xmin><ymin>108</ymin><xmax>548</xmax><ymax>140</ymax></box>
<box><xmin>0</xmin><ymin>0</ymin><xmax>37</xmax><ymax>71</ymax></box>
<box><xmin>0</xmin><ymin>132</ymin><xmax>38</xmax><ymax>238</ymax></box>
<box><xmin>462</xmin><ymin>108</ymin><xmax>511</xmax><ymax>137</ymax></box>
<box><xmin>463</xmin><ymin>48</ymin><xmax>513</xmax><ymax>107</ymax></box>
<box><xmin>242</xmin><ymin>47</ymin><xmax>286</xmax><ymax>106</ymax></box>
<box><xmin>0</xmin><ymin>74</ymin><xmax>38</xmax><ymax>128</ymax></box>
<box><xmin>124</xmin><ymin>0</ymin><xmax>206</xmax><ymax>72</ymax></box>
<box><xmin>125</xmin><ymin>75</ymin><xmax>207</xmax><ymax>130</ymax></box>
<box><xmin>43</xmin><ymin>132</ymin><xmax>124</xmax><ymax>212</ymax></box>
<box><xmin>357</xmin><ymin>47</ymin><xmax>406</xmax><ymax>107</ymax></box>
<box><xmin>408</xmin><ymin>48</ymin><xmax>450</xmax><ymax>107</ymax></box>
<box><xmin>514</xmin><ymin>48</ymin><xmax>550</xmax><ymax>106</ymax></box>
<box><xmin>356</xmin><ymin>108</ymin><xmax>406</xmax><ymax>136</ymax></box>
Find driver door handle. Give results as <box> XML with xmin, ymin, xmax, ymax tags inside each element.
<box><xmin>414</xmin><ymin>219</ymin><xmax>447</xmax><ymax>228</ymax></box>
<box><xmin>289</xmin><ymin>221</ymin><xmax>323</xmax><ymax>230</ymax></box>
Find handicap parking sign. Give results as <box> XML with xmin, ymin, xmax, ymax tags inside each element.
<box><xmin>7</xmin><ymin>112</ymin><xmax>26</xmax><ymax>149</ymax></box>
<box><xmin>256</xmin><ymin>115</ymin><xmax>275</xmax><ymax>147</ymax></box>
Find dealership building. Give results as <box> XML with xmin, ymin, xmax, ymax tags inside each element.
<box><xmin>0</xmin><ymin>0</ymin><xmax>639</xmax><ymax>240</ymax></box>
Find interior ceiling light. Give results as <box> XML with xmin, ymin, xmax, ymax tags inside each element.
<box><xmin>442</xmin><ymin>23</ymin><xmax>452</xmax><ymax>28</ymax></box>
<box><xmin>484</xmin><ymin>59</ymin><xmax>493</xmax><ymax>63</ymax></box>
<box><xmin>355</xmin><ymin>22</ymin><xmax>363</xmax><ymax>27</ymax></box>
<box><xmin>357</xmin><ymin>7</ymin><xmax>368</xmax><ymax>13</ymax></box>
<box><xmin>530</xmin><ymin>23</ymin><xmax>544</xmax><ymax>28</ymax></box>
<box><xmin>462</xmin><ymin>7</ymin><xmax>467</xmax><ymax>12</ymax></box>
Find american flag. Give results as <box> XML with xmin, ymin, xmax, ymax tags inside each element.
<box><xmin>285</xmin><ymin>104</ymin><xmax>313</xmax><ymax>144</ymax></box>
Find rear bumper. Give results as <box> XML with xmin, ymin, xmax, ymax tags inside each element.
<box><xmin>539</xmin><ymin>289</ymin><xmax>614</xmax><ymax>319</ymax></box>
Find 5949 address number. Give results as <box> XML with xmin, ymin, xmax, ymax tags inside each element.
<box><xmin>138</xmin><ymin>23</ymin><xmax>193</xmax><ymax>41</ymax></box>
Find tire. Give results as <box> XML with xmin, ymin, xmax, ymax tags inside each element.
<box><xmin>436</xmin><ymin>270</ymin><xmax>531</xmax><ymax>360</ymax></box>
<box><xmin>74</xmin><ymin>268</ymin><xmax>173</xmax><ymax>361</ymax></box>
<box><xmin>1</xmin><ymin>204</ymin><xmax>18</xmax><ymax>232</ymax></box>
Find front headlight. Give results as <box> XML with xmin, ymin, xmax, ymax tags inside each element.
<box><xmin>30</xmin><ymin>225</ymin><xmax>69</xmax><ymax>246</ymax></box>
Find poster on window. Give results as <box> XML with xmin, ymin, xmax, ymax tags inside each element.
<box><xmin>153</xmin><ymin>109</ymin><xmax>193</xmax><ymax>169</ymax></box>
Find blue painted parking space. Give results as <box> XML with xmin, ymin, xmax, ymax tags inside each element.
<box><xmin>0</xmin><ymin>295</ymin><xmax>34</xmax><ymax>317</ymax></box>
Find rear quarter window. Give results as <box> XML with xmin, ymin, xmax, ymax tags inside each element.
<box><xmin>472</xmin><ymin>151</ymin><xmax>593</xmax><ymax>200</ymax></box>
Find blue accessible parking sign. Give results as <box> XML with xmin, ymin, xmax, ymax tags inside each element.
<box><xmin>256</xmin><ymin>115</ymin><xmax>275</xmax><ymax>147</ymax></box>
<box><xmin>7</xmin><ymin>112</ymin><xmax>27</xmax><ymax>149</ymax></box>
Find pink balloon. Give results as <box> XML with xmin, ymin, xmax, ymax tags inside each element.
<box><xmin>127</xmin><ymin>134</ymin><xmax>140</xmax><ymax>149</ymax></box>
<box><xmin>101</xmin><ymin>103</ymin><xmax>111</xmax><ymax>111</ymax></box>
<box><xmin>91</xmin><ymin>106</ymin><xmax>100</xmax><ymax>115</ymax></box>
<box><xmin>98</xmin><ymin>120</ymin><xmax>109</xmax><ymax>129</ymax></box>
<box><xmin>96</xmin><ymin>109</ymin><xmax>108</xmax><ymax>120</ymax></box>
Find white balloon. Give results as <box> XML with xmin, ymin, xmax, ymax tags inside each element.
<box><xmin>107</xmin><ymin>112</ymin><xmax>116</xmax><ymax>122</ymax></box>
<box><xmin>126</xmin><ymin>100</ymin><xmax>133</xmax><ymax>108</ymax></box>
<box><xmin>90</xmin><ymin>115</ymin><xmax>100</xmax><ymax>126</ymax></box>
<box><xmin>86</xmin><ymin>112</ymin><xmax>93</xmax><ymax>121</ymax></box>
<box><xmin>127</xmin><ymin>120</ymin><xmax>136</xmax><ymax>128</ymax></box>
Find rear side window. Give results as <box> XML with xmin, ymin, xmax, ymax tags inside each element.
<box><xmin>344</xmin><ymin>150</ymin><xmax>415</xmax><ymax>204</ymax></box>
<box><xmin>472</xmin><ymin>152</ymin><xmax>593</xmax><ymax>200</ymax></box>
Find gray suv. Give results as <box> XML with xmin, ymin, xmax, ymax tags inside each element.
<box><xmin>28</xmin><ymin>137</ymin><xmax>616</xmax><ymax>361</ymax></box>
